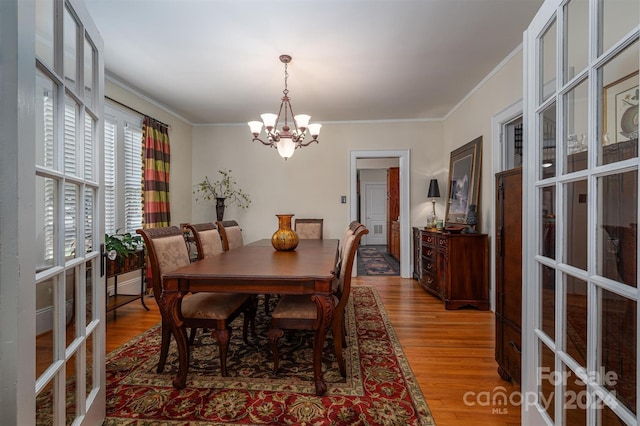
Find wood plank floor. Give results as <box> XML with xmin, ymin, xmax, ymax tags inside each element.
<box><xmin>106</xmin><ymin>276</ymin><xmax>522</xmax><ymax>425</ymax></box>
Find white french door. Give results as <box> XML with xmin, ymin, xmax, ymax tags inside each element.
<box><xmin>523</xmin><ymin>0</ymin><xmax>638</xmax><ymax>424</ymax></box>
<box><xmin>33</xmin><ymin>0</ymin><xmax>105</xmax><ymax>424</ymax></box>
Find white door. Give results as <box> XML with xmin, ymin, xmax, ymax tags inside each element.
<box><xmin>33</xmin><ymin>0</ymin><xmax>106</xmax><ymax>424</ymax></box>
<box><xmin>364</xmin><ymin>183</ymin><xmax>387</xmax><ymax>245</ymax></box>
<box><xmin>523</xmin><ymin>1</ymin><xmax>638</xmax><ymax>424</ymax></box>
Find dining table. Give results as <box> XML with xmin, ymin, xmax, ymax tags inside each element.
<box><xmin>162</xmin><ymin>238</ymin><xmax>340</xmax><ymax>395</ymax></box>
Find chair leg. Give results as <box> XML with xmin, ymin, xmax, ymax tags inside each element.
<box><xmin>243</xmin><ymin>296</ymin><xmax>258</xmax><ymax>343</ymax></box>
<box><xmin>188</xmin><ymin>327</ymin><xmax>198</xmax><ymax>344</ymax></box>
<box><xmin>264</xmin><ymin>294</ymin><xmax>271</xmax><ymax>315</ymax></box>
<box><xmin>213</xmin><ymin>326</ymin><xmax>231</xmax><ymax>377</ymax></box>
<box><xmin>157</xmin><ymin>321</ymin><xmax>172</xmax><ymax>373</ymax></box>
<box><xmin>333</xmin><ymin>314</ymin><xmax>346</xmax><ymax>377</ymax></box>
<box><xmin>267</xmin><ymin>327</ymin><xmax>284</xmax><ymax>374</ymax></box>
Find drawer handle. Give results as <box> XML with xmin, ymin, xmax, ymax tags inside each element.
<box><xmin>427</xmin><ymin>277</ymin><xmax>433</xmax><ymax>284</ymax></box>
<box><xmin>427</xmin><ymin>264</ymin><xmax>432</xmax><ymax>270</ymax></box>
<box><xmin>509</xmin><ymin>340</ymin><xmax>521</xmax><ymax>354</ymax></box>
<box><xmin>427</xmin><ymin>250</ymin><xmax>433</xmax><ymax>256</ymax></box>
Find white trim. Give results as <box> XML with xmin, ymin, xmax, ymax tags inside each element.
<box><xmin>490</xmin><ymin>100</ymin><xmax>523</xmax><ymax>312</ymax></box>
<box><xmin>350</xmin><ymin>150</ymin><xmax>411</xmax><ymax>278</ymax></box>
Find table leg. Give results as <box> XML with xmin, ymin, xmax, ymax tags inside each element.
<box><xmin>312</xmin><ymin>293</ymin><xmax>334</xmax><ymax>396</ymax></box>
<box><xmin>161</xmin><ymin>288</ymin><xmax>189</xmax><ymax>389</ymax></box>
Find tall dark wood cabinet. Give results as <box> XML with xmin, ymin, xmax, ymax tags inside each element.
<box><xmin>495</xmin><ymin>167</ymin><xmax>522</xmax><ymax>383</ymax></box>
<box><xmin>418</xmin><ymin>229</ymin><xmax>489</xmax><ymax>310</ymax></box>
<box><xmin>387</xmin><ymin>167</ymin><xmax>400</xmax><ymax>260</ymax></box>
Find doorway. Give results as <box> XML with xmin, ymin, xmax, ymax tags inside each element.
<box><xmin>350</xmin><ymin>150</ymin><xmax>411</xmax><ymax>278</ymax></box>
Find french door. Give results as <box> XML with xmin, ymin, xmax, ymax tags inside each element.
<box><xmin>523</xmin><ymin>0</ymin><xmax>638</xmax><ymax>424</ymax></box>
<box><xmin>33</xmin><ymin>0</ymin><xmax>105</xmax><ymax>424</ymax></box>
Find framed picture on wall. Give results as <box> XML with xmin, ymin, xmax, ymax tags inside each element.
<box><xmin>603</xmin><ymin>71</ymin><xmax>638</xmax><ymax>145</ymax></box>
<box><xmin>445</xmin><ymin>136</ymin><xmax>482</xmax><ymax>226</ymax></box>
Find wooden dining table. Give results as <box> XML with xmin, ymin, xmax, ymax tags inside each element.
<box><xmin>162</xmin><ymin>238</ymin><xmax>340</xmax><ymax>395</ymax></box>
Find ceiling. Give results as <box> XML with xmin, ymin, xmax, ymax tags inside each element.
<box><xmin>83</xmin><ymin>0</ymin><xmax>543</xmax><ymax>125</ymax></box>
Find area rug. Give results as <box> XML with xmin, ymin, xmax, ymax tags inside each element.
<box><xmin>104</xmin><ymin>285</ymin><xmax>434</xmax><ymax>425</ymax></box>
<box><xmin>357</xmin><ymin>246</ymin><xmax>400</xmax><ymax>276</ymax></box>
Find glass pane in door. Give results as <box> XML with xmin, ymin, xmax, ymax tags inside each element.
<box><xmin>35</xmin><ymin>0</ymin><xmax>54</xmax><ymax>68</ymax></box>
<box><xmin>564</xmin><ymin>275</ymin><xmax>587</xmax><ymax>368</ymax></box>
<box><xmin>541</xmin><ymin>103</ymin><xmax>557</xmax><ymax>179</ymax></box>
<box><xmin>597</xmin><ymin>171</ymin><xmax>637</xmax><ymax>287</ymax></box>
<box><xmin>63</xmin><ymin>7</ymin><xmax>77</xmax><ymax>92</ymax></box>
<box><xmin>541</xmin><ymin>19</ymin><xmax>558</xmax><ymax>103</ymax></box>
<box><xmin>599</xmin><ymin>40</ymin><xmax>638</xmax><ymax>164</ymax></box>
<box><xmin>539</xmin><ymin>341</ymin><xmax>556</xmax><ymax>421</ymax></box>
<box><xmin>36</xmin><ymin>72</ymin><xmax>56</xmax><ymax>169</ymax></box>
<box><xmin>600</xmin><ymin>0</ymin><xmax>639</xmax><ymax>55</ymax></box>
<box><xmin>600</xmin><ymin>288</ymin><xmax>636</xmax><ymax>415</ymax></box>
<box><xmin>564</xmin><ymin>79</ymin><xmax>589</xmax><ymax>173</ymax></box>
<box><xmin>541</xmin><ymin>185</ymin><xmax>556</xmax><ymax>259</ymax></box>
<box><xmin>541</xmin><ymin>264</ymin><xmax>556</xmax><ymax>340</ymax></box>
<box><xmin>564</xmin><ymin>180</ymin><xmax>587</xmax><ymax>270</ymax></box>
<box><xmin>564</xmin><ymin>0</ymin><xmax>588</xmax><ymax>82</ymax></box>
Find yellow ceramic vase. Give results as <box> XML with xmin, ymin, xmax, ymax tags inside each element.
<box><xmin>271</xmin><ymin>214</ymin><xmax>299</xmax><ymax>251</ymax></box>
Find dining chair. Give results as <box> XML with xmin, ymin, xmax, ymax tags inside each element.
<box><xmin>216</xmin><ymin>220</ymin><xmax>273</xmax><ymax>315</ymax></box>
<box><xmin>137</xmin><ymin>226</ymin><xmax>256</xmax><ymax>376</ymax></box>
<box><xmin>215</xmin><ymin>220</ymin><xmax>244</xmax><ymax>251</ymax></box>
<box><xmin>185</xmin><ymin>222</ymin><xmax>224</xmax><ymax>260</ymax></box>
<box><xmin>268</xmin><ymin>224</ymin><xmax>369</xmax><ymax>377</ymax></box>
<box><xmin>294</xmin><ymin>218</ymin><xmax>324</xmax><ymax>239</ymax></box>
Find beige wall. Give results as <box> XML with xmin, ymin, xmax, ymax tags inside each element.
<box><xmin>442</xmin><ymin>49</ymin><xmax>525</xmax><ymax>234</ymax></box>
<box><xmin>192</xmin><ymin>121</ymin><xmax>443</xmax><ymax>243</ymax></box>
<box><xmin>106</xmin><ymin>48</ymin><xmax>526</xmax><ymax>247</ymax></box>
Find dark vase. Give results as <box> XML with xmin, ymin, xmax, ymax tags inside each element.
<box><xmin>215</xmin><ymin>198</ymin><xmax>226</xmax><ymax>221</ymax></box>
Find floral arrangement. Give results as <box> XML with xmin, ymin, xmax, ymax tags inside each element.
<box><xmin>193</xmin><ymin>169</ymin><xmax>251</xmax><ymax>209</ymax></box>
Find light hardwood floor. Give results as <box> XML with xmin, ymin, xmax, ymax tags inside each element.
<box><xmin>106</xmin><ymin>276</ymin><xmax>522</xmax><ymax>425</ymax></box>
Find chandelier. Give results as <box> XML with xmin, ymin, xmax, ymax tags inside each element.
<box><xmin>248</xmin><ymin>55</ymin><xmax>321</xmax><ymax>160</ymax></box>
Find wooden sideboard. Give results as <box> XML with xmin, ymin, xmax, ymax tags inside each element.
<box><xmin>418</xmin><ymin>229</ymin><xmax>489</xmax><ymax>310</ymax></box>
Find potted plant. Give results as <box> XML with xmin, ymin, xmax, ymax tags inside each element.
<box><xmin>194</xmin><ymin>169</ymin><xmax>251</xmax><ymax>221</ymax></box>
<box><xmin>105</xmin><ymin>229</ymin><xmax>144</xmax><ymax>275</ymax></box>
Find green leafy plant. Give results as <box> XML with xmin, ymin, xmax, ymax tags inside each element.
<box><xmin>105</xmin><ymin>229</ymin><xmax>143</xmax><ymax>260</ymax></box>
<box><xmin>193</xmin><ymin>169</ymin><xmax>251</xmax><ymax>209</ymax></box>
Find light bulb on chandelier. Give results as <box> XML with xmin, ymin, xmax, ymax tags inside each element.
<box><xmin>248</xmin><ymin>55</ymin><xmax>322</xmax><ymax>160</ymax></box>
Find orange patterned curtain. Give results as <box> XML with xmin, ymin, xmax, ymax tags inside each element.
<box><xmin>142</xmin><ymin>116</ymin><xmax>171</xmax><ymax>228</ymax></box>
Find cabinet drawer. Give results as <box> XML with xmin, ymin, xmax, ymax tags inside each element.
<box><xmin>437</xmin><ymin>236</ymin><xmax>448</xmax><ymax>250</ymax></box>
<box><xmin>422</xmin><ymin>246</ymin><xmax>435</xmax><ymax>258</ymax></box>
<box><xmin>422</xmin><ymin>256</ymin><xmax>436</xmax><ymax>273</ymax></box>
<box><xmin>422</xmin><ymin>233</ymin><xmax>435</xmax><ymax>245</ymax></box>
<box><xmin>421</xmin><ymin>273</ymin><xmax>437</xmax><ymax>288</ymax></box>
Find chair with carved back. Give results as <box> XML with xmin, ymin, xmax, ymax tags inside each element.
<box><xmin>268</xmin><ymin>224</ymin><xmax>369</xmax><ymax>377</ymax></box>
<box><xmin>137</xmin><ymin>226</ymin><xmax>255</xmax><ymax>377</ymax></box>
<box><xmin>185</xmin><ymin>222</ymin><xmax>224</xmax><ymax>260</ymax></box>
<box><xmin>215</xmin><ymin>220</ymin><xmax>244</xmax><ymax>251</ymax></box>
<box><xmin>216</xmin><ymin>220</ymin><xmax>274</xmax><ymax>315</ymax></box>
<box><xmin>294</xmin><ymin>218</ymin><xmax>324</xmax><ymax>239</ymax></box>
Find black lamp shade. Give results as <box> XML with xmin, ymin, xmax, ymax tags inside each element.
<box><xmin>427</xmin><ymin>179</ymin><xmax>440</xmax><ymax>198</ymax></box>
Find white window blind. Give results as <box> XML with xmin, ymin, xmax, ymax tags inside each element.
<box><xmin>104</xmin><ymin>104</ymin><xmax>143</xmax><ymax>236</ymax></box>
<box><xmin>104</xmin><ymin>117</ymin><xmax>116</xmax><ymax>235</ymax></box>
<box><xmin>43</xmin><ymin>89</ymin><xmax>55</xmax><ymax>262</ymax></box>
<box><xmin>123</xmin><ymin>124</ymin><xmax>143</xmax><ymax>234</ymax></box>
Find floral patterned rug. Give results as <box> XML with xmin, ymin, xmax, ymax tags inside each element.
<box><xmin>104</xmin><ymin>285</ymin><xmax>434</xmax><ymax>425</ymax></box>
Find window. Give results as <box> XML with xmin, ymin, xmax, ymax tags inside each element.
<box><xmin>104</xmin><ymin>103</ymin><xmax>143</xmax><ymax>235</ymax></box>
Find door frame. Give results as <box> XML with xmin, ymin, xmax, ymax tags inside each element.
<box><xmin>350</xmin><ymin>150</ymin><xmax>411</xmax><ymax>278</ymax></box>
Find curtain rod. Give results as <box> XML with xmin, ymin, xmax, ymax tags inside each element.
<box><xmin>105</xmin><ymin>96</ymin><xmax>170</xmax><ymax>129</ymax></box>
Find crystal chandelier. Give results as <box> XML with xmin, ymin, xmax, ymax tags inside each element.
<box><xmin>248</xmin><ymin>55</ymin><xmax>321</xmax><ymax>160</ymax></box>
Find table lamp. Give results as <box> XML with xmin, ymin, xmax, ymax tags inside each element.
<box><xmin>427</xmin><ymin>178</ymin><xmax>440</xmax><ymax>229</ymax></box>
